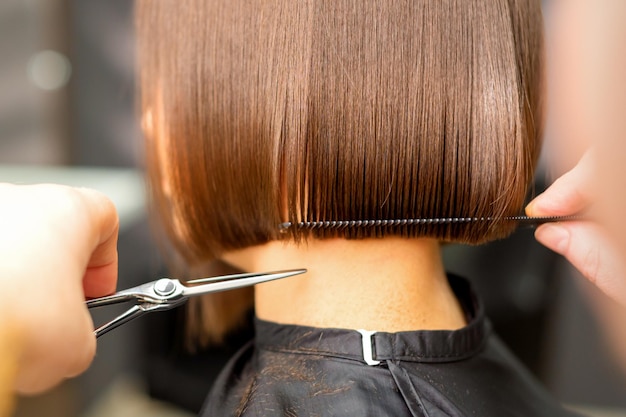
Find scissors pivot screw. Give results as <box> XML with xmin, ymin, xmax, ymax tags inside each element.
<box><xmin>154</xmin><ymin>279</ymin><xmax>177</xmax><ymax>296</ymax></box>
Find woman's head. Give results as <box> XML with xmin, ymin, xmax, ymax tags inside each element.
<box><xmin>138</xmin><ymin>0</ymin><xmax>543</xmax><ymax>265</ymax></box>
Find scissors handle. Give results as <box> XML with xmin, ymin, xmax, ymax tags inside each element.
<box><xmin>93</xmin><ymin>304</ymin><xmax>145</xmax><ymax>338</ymax></box>
<box><xmin>86</xmin><ymin>293</ymin><xmax>137</xmax><ymax>308</ymax></box>
<box><xmin>91</xmin><ymin>294</ymin><xmax>183</xmax><ymax>338</ymax></box>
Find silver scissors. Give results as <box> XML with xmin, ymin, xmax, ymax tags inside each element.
<box><xmin>87</xmin><ymin>269</ymin><xmax>306</xmax><ymax>338</ymax></box>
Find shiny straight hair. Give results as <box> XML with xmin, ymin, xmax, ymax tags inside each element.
<box><xmin>136</xmin><ymin>0</ymin><xmax>544</xmax><ymax>345</ymax></box>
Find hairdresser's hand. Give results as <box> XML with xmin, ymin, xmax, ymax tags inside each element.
<box><xmin>0</xmin><ymin>184</ymin><xmax>118</xmax><ymax>396</ymax></box>
<box><xmin>526</xmin><ymin>153</ymin><xmax>626</xmax><ymax>305</ymax></box>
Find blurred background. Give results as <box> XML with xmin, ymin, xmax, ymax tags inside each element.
<box><xmin>1</xmin><ymin>0</ymin><xmax>624</xmax><ymax>416</ymax></box>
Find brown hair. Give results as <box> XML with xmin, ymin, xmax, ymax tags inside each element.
<box><xmin>136</xmin><ymin>0</ymin><xmax>543</xmax><ymax>345</ymax></box>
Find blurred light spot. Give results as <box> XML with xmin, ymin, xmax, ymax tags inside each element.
<box><xmin>27</xmin><ymin>50</ymin><xmax>72</xmax><ymax>91</ymax></box>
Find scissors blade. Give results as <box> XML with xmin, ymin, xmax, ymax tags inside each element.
<box><xmin>182</xmin><ymin>269</ymin><xmax>307</xmax><ymax>297</ymax></box>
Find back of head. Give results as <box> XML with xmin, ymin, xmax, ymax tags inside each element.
<box><xmin>137</xmin><ymin>0</ymin><xmax>543</xmax><ymax>343</ymax></box>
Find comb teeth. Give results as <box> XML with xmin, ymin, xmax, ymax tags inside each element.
<box><xmin>278</xmin><ymin>216</ymin><xmax>582</xmax><ymax>231</ymax></box>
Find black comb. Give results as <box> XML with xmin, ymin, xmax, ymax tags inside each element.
<box><xmin>278</xmin><ymin>216</ymin><xmax>583</xmax><ymax>231</ymax></box>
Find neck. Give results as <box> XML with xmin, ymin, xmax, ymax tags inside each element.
<box><xmin>222</xmin><ymin>237</ymin><xmax>466</xmax><ymax>332</ymax></box>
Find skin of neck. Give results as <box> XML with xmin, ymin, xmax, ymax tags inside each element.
<box><xmin>222</xmin><ymin>237</ymin><xmax>467</xmax><ymax>332</ymax></box>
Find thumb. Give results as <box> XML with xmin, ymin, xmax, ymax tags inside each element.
<box><xmin>526</xmin><ymin>151</ymin><xmax>594</xmax><ymax>217</ymax></box>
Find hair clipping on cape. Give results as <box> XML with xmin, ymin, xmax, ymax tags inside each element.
<box><xmin>278</xmin><ymin>215</ymin><xmax>583</xmax><ymax>232</ymax></box>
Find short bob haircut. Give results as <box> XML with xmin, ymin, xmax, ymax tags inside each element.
<box><xmin>137</xmin><ymin>0</ymin><xmax>543</xmax><ymax>344</ymax></box>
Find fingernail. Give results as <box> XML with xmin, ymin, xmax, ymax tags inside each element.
<box><xmin>535</xmin><ymin>224</ymin><xmax>569</xmax><ymax>254</ymax></box>
<box><xmin>525</xmin><ymin>194</ymin><xmax>546</xmax><ymax>216</ymax></box>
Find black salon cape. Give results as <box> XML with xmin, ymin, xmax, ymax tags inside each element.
<box><xmin>201</xmin><ymin>276</ymin><xmax>581</xmax><ymax>417</ymax></box>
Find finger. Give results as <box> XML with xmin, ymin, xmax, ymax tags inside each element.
<box><xmin>62</xmin><ymin>308</ymin><xmax>97</xmax><ymax>379</ymax></box>
<box><xmin>74</xmin><ymin>188</ymin><xmax>120</xmax><ymax>297</ymax></box>
<box><xmin>535</xmin><ymin>222</ymin><xmax>626</xmax><ymax>305</ymax></box>
<box><xmin>14</xmin><ymin>307</ymin><xmax>96</xmax><ymax>395</ymax></box>
<box><xmin>526</xmin><ymin>151</ymin><xmax>594</xmax><ymax>217</ymax></box>
<box><xmin>83</xmin><ymin>263</ymin><xmax>118</xmax><ymax>299</ymax></box>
